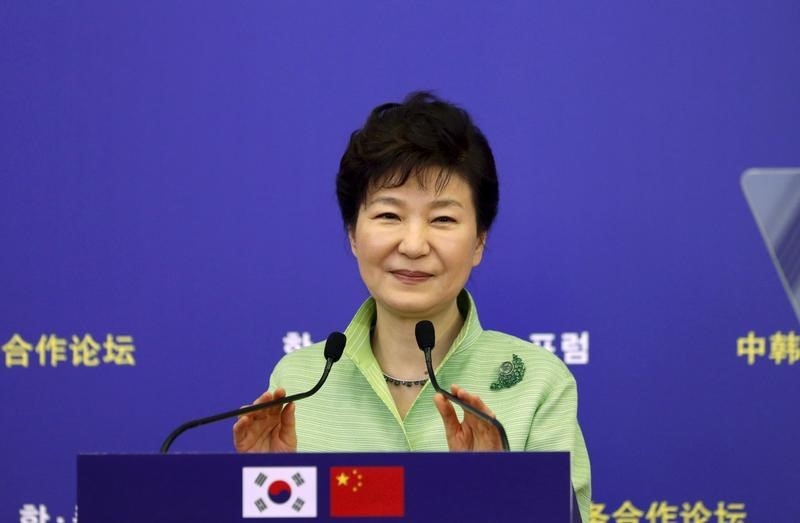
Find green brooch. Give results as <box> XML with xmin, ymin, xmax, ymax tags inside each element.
<box><xmin>490</xmin><ymin>354</ymin><xmax>525</xmax><ymax>390</ymax></box>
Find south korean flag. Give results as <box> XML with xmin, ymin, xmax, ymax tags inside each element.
<box><xmin>242</xmin><ymin>467</ymin><xmax>317</xmax><ymax>518</ymax></box>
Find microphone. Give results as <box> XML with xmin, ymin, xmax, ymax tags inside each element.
<box><xmin>160</xmin><ymin>331</ymin><xmax>347</xmax><ymax>453</ymax></box>
<box><xmin>415</xmin><ymin>320</ymin><xmax>510</xmax><ymax>451</ymax></box>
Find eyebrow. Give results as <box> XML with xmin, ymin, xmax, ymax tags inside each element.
<box><xmin>366</xmin><ymin>196</ymin><xmax>465</xmax><ymax>209</ymax></box>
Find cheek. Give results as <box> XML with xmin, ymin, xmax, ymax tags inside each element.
<box><xmin>444</xmin><ymin>235</ymin><xmax>480</xmax><ymax>257</ymax></box>
<box><xmin>449</xmin><ymin>238</ymin><xmax>483</xmax><ymax>269</ymax></box>
<box><xmin>353</xmin><ymin>230</ymin><xmax>391</xmax><ymax>263</ymax></box>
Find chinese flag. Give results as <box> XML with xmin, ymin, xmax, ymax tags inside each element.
<box><xmin>329</xmin><ymin>466</ymin><xmax>405</xmax><ymax>518</ymax></box>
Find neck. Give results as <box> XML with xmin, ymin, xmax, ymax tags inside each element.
<box><xmin>371</xmin><ymin>300</ymin><xmax>464</xmax><ymax>378</ymax></box>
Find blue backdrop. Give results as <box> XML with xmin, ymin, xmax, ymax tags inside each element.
<box><xmin>2</xmin><ymin>2</ymin><xmax>799</xmax><ymax>522</ymax></box>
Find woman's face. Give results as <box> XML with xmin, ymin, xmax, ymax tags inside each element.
<box><xmin>349</xmin><ymin>173</ymin><xmax>486</xmax><ymax>320</ymax></box>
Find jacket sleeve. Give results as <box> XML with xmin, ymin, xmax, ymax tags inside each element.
<box><xmin>525</xmin><ymin>370</ymin><xmax>591</xmax><ymax>523</ymax></box>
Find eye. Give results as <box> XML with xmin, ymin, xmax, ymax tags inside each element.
<box><xmin>375</xmin><ymin>212</ymin><xmax>400</xmax><ymax>220</ymax></box>
<box><xmin>432</xmin><ymin>216</ymin><xmax>457</xmax><ymax>223</ymax></box>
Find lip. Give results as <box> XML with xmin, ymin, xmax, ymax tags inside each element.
<box><xmin>390</xmin><ymin>270</ymin><xmax>433</xmax><ymax>284</ymax></box>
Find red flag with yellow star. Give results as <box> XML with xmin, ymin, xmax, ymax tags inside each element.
<box><xmin>329</xmin><ymin>466</ymin><xmax>404</xmax><ymax>517</ymax></box>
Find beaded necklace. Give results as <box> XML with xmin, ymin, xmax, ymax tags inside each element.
<box><xmin>382</xmin><ymin>372</ymin><xmax>428</xmax><ymax>387</ymax></box>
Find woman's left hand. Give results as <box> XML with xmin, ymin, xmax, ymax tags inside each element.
<box><xmin>433</xmin><ymin>384</ymin><xmax>504</xmax><ymax>451</ymax></box>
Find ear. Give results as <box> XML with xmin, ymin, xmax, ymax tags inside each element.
<box><xmin>348</xmin><ymin>226</ymin><xmax>358</xmax><ymax>256</ymax></box>
<box><xmin>472</xmin><ymin>232</ymin><xmax>487</xmax><ymax>267</ymax></box>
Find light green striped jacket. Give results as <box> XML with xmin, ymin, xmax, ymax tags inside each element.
<box><xmin>270</xmin><ymin>290</ymin><xmax>591</xmax><ymax>522</ymax></box>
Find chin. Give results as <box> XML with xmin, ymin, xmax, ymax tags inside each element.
<box><xmin>378</xmin><ymin>294</ymin><xmax>450</xmax><ymax>320</ymax></box>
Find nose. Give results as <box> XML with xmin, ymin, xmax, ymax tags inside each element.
<box><xmin>397</xmin><ymin>221</ymin><xmax>430</xmax><ymax>258</ymax></box>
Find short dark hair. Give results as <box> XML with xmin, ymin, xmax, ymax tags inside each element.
<box><xmin>336</xmin><ymin>91</ymin><xmax>499</xmax><ymax>233</ymax></box>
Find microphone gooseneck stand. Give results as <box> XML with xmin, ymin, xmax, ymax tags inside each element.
<box><xmin>415</xmin><ymin>320</ymin><xmax>510</xmax><ymax>451</ymax></box>
<box><xmin>159</xmin><ymin>331</ymin><xmax>346</xmax><ymax>453</ymax></box>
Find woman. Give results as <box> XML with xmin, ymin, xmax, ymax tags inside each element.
<box><xmin>233</xmin><ymin>92</ymin><xmax>591</xmax><ymax>520</ymax></box>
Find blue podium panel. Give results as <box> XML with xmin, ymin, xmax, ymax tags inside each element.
<box><xmin>78</xmin><ymin>452</ymin><xmax>573</xmax><ymax>522</ymax></box>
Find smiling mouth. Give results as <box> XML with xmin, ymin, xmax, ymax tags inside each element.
<box><xmin>391</xmin><ymin>270</ymin><xmax>433</xmax><ymax>283</ymax></box>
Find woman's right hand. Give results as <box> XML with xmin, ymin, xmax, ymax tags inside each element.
<box><xmin>232</xmin><ymin>387</ymin><xmax>297</xmax><ymax>453</ymax></box>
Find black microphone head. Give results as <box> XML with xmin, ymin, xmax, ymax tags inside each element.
<box><xmin>414</xmin><ymin>320</ymin><xmax>435</xmax><ymax>351</ymax></box>
<box><xmin>323</xmin><ymin>331</ymin><xmax>346</xmax><ymax>362</ymax></box>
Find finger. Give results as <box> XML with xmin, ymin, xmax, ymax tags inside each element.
<box><xmin>244</xmin><ymin>391</ymin><xmax>273</xmax><ymax>420</ymax></box>
<box><xmin>447</xmin><ymin>384</ymin><xmax>485</xmax><ymax>430</ymax></box>
<box><xmin>233</xmin><ymin>419</ymin><xmax>252</xmax><ymax>443</ymax></box>
<box><xmin>433</xmin><ymin>392</ymin><xmax>460</xmax><ymax>441</ymax></box>
<box><xmin>454</xmin><ymin>386</ymin><xmax>496</xmax><ymax>419</ymax></box>
<box><xmin>273</xmin><ymin>387</ymin><xmax>287</xmax><ymax>400</ymax></box>
<box><xmin>237</xmin><ymin>404</ymin><xmax>255</xmax><ymax>421</ymax></box>
<box><xmin>232</xmin><ymin>417</ymin><xmax>246</xmax><ymax>436</ymax></box>
<box><xmin>233</xmin><ymin>417</ymin><xmax>254</xmax><ymax>451</ymax></box>
<box><xmin>280</xmin><ymin>402</ymin><xmax>296</xmax><ymax>431</ymax></box>
<box><xmin>451</xmin><ymin>388</ymin><xmax>503</xmax><ymax>450</ymax></box>
<box><xmin>451</xmin><ymin>387</ymin><xmax>499</xmax><ymax>444</ymax></box>
<box><xmin>252</xmin><ymin>390</ymin><xmax>273</xmax><ymax>405</ymax></box>
<box><xmin>250</xmin><ymin>388</ymin><xmax>288</xmax><ymax>419</ymax></box>
<box><xmin>278</xmin><ymin>402</ymin><xmax>298</xmax><ymax>449</ymax></box>
<box><xmin>234</xmin><ymin>414</ymin><xmax>250</xmax><ymax>428</ymax></box>
<box><xmin>252</xmin><ymin>387</ymin><xmax>287</xmax><ymax>405</ymax></box>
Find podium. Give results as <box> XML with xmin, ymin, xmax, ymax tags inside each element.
<box><xmin>78</xmin><ymin>452</ymin><xmax>579</xmax><ymax>522</ymax></box>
